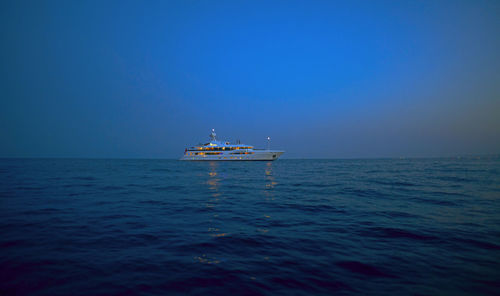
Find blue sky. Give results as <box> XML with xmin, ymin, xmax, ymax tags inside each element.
<box><xmin>1</xmin><ymin>0</ymin><xmax>499</xmax><ymax>158</ymax></box>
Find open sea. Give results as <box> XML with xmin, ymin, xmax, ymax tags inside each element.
<box><xmin>1</xmin><ymin>158</ymin><xmax>499</xmax><ymax>295</ymax></box>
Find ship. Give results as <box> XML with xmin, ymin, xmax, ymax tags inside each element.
<box><xmin>180</xmin><ymin>129</ymin><xmax>284</xmax><ymax>161</ymax></box>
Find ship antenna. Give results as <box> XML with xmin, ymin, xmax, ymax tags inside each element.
<box><xmin>267</xmin><ymin>136</ymin><xmax>271</xmax><ymax>150</ymax></box>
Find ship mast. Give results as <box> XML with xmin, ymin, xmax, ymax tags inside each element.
<box><xmin>210</xmin><ymin>129</ymin><xmax>217</xmax><ymax>142</ymax></box>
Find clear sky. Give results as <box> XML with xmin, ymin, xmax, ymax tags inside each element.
<box><xmin>1</xmin><ymin>0</ymin><xmax>499</xmax><ymax>158</ymax></box>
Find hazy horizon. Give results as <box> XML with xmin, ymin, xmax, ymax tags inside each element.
<box><xmin>1</xmin><ymin>1</ymin><xmax>499</xmax><ymax>159</ymax></box>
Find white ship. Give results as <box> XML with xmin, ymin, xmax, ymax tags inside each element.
<box><xmin>180</xmin><ymin>129</ymin><xmax>284</xmax><ymax>161</ymax></box>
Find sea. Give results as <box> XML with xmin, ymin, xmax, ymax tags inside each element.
<box><xmin>1</xmin><ymin>158</ymin><xmax>499</xmax><ymax>295</ymax></box>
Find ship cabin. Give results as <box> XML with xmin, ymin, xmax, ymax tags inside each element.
<box><xmin>184</xmin><ymin>141</ymin><xmax>255</xmax><ymax>156</ymax></box>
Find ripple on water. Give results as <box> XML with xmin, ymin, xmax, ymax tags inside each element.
<box><xmin>336</xmin><ymin>261</ymin><xmax>396</xmax><ymax>278</ymax></box>
<box><xmin>359</xmin><ymin>227</ymin><xmax>437</xmax><ymax>241</ymax></box>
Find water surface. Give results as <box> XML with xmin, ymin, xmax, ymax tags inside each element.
<box><xmin>1</xmin><ymin>158</ymin><xmax>499</xmax><ymax>295</ymax></box>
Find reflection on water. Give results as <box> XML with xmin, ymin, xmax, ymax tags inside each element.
<box><xmin>206</xmin><ymin>161</ymin><xmax>219</xmax><ymax>192</ymax></box>
<box><xmin>260</xmin><ymin>162</ymin><xmax>277</xmax><ymax>235</ymax></box>
<box><xmin>264</xmin><ymin>162</ymin><xmax>278</xmax><ymax>197</ymax></box>
<box><xmin>208</xmin><ymin>164</ymin><xmax>227</xmax><ymax>234</ymax></box>
<box><xmin>196</xmin><ymin>161</ymin><xmax>225</xmax><ymax>264</ymax></box>
<box><xmin>196</xmin><ymin>161</ymin><xmax>282</xmax><ymax>264</ymax></box>
<box><xmin>206</xmin><ymin>161</ymin><xmax>223</xmax><ymax>231</ymax></box>
<box><xmin>194</xmin><ymin>254</ymin><xmax>220</xmax><ymax>265</ymax></box>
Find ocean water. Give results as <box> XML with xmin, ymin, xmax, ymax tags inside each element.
<box><xmin>1</xmin><ymin>158</ymin><xmax>499</xmax><ymax>295</ymax></box>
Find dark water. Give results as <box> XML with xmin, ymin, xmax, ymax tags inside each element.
<box><xmin>1</xmin><ymin>158</ymin><xmax>499</xmax><ymax>295</ymax></box>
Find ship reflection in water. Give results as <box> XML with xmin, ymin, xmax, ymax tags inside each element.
<box><xmin>196</xmin><ymin>161</ymin><xmax>279</xmax><ymax>265</ymax></box>
<box><xmin>195</xmin><ymin>162</ymin><xmax>225</xmax><ymax>265</ymax></box>
<box><xmin>206</xmin><ymin>162</ymin><xmax>225</xmax><ymax>238</ymax></box>
<box><xmin>258</xmin><ymin>162</ymin><xmax>277</xmax><ymax>234</ymax></box>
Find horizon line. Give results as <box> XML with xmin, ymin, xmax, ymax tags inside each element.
<box><xmin>0</xmin><ymin>154</ymin><xmax>498</xmax><ymax>161</ymax></box>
